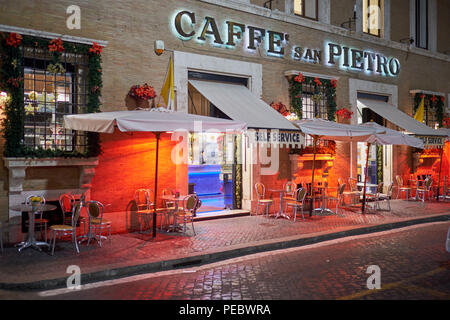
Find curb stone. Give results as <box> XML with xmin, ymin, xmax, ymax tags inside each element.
<box><xmin>1</xmin><ymin>213</ymin><xmax>449</xmax><ymax>292</ymax></box>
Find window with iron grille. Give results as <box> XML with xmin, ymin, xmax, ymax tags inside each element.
<box><xmin>363</xmin><ymin>0</ymin><xmax>384</xmax><ymax>37</ymax></box>
<box><xmin>301</xmin><ymin>83</ymin><xmax>329</xmax><ymax>147</ymax></box>
<box><xmin>424</xmin><ymin>101</ymin><xmax>438</xmax><ymax>128</ymax></box>
<box><xmin>22</xmin><ymin>46</ymin><xmax>88</xmax><ymax>153</ymax></box>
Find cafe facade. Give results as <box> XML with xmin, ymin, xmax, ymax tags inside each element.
<box><xmin>0</xmin><ymin>0</ymin><xmax>449</xmax><ymax>236</ymax></box>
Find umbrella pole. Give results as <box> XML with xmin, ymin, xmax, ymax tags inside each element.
<box><xmin>362</xmin><ymin>143</ymin><xmax>371</xmax><ymax>214</ymax></box>
<box><xmin>309</xmin><ymin>136</ymin><xmax>318</xmax><ymax>217</ymax></box>
<box><xmin>153</xmin><ymin>132</ymin><xmax>161</xmax><ymax>238</ymax></box>
<box><xmin>436</xmin><ymin>145</ymin><xmax>444</xmax><ymax>201</ymax></box>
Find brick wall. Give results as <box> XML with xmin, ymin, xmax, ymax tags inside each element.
<box><xmin>89</xmin><ymin>130</ymin><xmax>185</xmax><ymax>233</ymax></box>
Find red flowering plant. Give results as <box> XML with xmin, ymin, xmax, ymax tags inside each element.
<box><xmin>128</xmin><ymin>83</ymin><xmax>156</xmax><ymax>100</ymax></box>
<box><xmin>330</xmin><ymin>79</ymin><xmax>338</xmax><ymax>88</ymax></box>
<box><xmin>270</xmin><ymin>101</ymin><xmax>290</xmax><ymax>116</ymax></box>
<box><xmin>335</xmin><ymin>107</ymin><xmax>353</xmax><ymax>120</ymax></box>
<box><xmin>294</xmin><ymin>72</ymin><xmax>305</xmax><ymax>83</ymax></box>
<box><xmin>313</xmin><ymin>77</ymin><xmax>322</xmax><ymax>87</ymax></box>
<box><xmin>5</xmin><ymin>33</ymin><xmax>22</xmax><ymax>47</ymax></box>
<box><xmin>89</xmin><ymin>42</ymin><xmax>103</xmax><ymax>55</ymax></box>
<box><xmin>443</xmin><ymin>117</ymin><xmax>450</xmax><ymax>128</ymax></box>
<box><xmin>48</xmin><ymin>38</ymin><xmax>64</xmax><ymax>53</ymax></box>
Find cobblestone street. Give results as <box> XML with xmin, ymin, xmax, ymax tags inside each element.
<box><xmin>29</xmin><ymin>221</ymin><xmax>450</xmax><ymax>300</ymax></box>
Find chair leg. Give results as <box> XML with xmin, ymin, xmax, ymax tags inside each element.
<box><xmin>293</xmin><ymin>205</ymin><xmax>297</xmax><ymax>222</ymax></box>
<box><xmin>51</xmin><ymin>231</ymin><xmax>56</xmax><ymax>256</ymax></box>
<box><xmin>1</xmin><ymin>226</ymin><xmax>4</xmax><ymax>254</ymax></box>
<box><xmin>73</xmin><ymin>231</ymin><xmax>80</xmax><ymax>254</ymax></box>
<box><xmin>191</xmin><ymin>218</ymin><xmax>196</xmax><ymax>236</ymax></box>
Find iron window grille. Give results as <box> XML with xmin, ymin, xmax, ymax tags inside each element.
<box><xmin>21</xmin><ymin>45</ymin><xmax>88</xmax><ymax>153</ymax></box>
<box><xmin>300</xmin><ymin>82</ymin><xmax>329</xmax><ymax>147</ymax></box>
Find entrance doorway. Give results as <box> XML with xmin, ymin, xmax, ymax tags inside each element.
<box><xmin>356</xmin><ymin>92</ymin><xmax>393</xmax><ymax>192</ymax></box>
<box><xmin>188</xmin><ymin>132</ymin><xmax>236</xmax><ymax>215</ymax></box>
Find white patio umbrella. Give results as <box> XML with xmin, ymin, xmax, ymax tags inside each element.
<box><xmin>357</xmin><ymin>122</ymin><xmax>424</xmax><ymax>212</ymax></box>
<box><xmin>64</xmin><ymin>108</ymin><xmax>247</xmax><ymax>238</ymax></box>
<box><xmin>293</xmin><ymin>119</ymin><xmax>384</xmax><ymax>216</ymax></box>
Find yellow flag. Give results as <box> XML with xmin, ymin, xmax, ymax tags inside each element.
<box><xmin>160</xmin><ymin>56</ymin><xmax>175</xmax><ymax>111</ymax></box>
<box><xmin>414</xmin><ymin>97</ymin><xmax>425</xmax><ymax>123</ymax></box>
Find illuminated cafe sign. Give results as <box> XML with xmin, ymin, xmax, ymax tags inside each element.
<box><xmin>171</xmin><ymin>10</ymin><xmax>401</xmax><ymax>77</ymax></box>
<box><xmin>417</xmin><ymin>135</ymin><xmax>445</xmax><ymax>148</ymax></box>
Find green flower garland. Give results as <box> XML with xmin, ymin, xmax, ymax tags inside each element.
<box><xmin>288</xmin><ymin>73</ymin><xmax>337</xmax><ymax>122</ymax></box>
<box><xmin>0</xmin><ymin>32</ymin><xmax>103</xmax><ymax>158</ymax></box>
<box><xmin>413</xmin><ymin>92</ymin><xmax>444</xmax><ymax>127</ymax></box>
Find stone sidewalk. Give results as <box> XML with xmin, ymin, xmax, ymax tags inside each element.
<box><xmin>0</xmin><ymin>199</ymin><xmax>449</xmax><ymax>291</ymax></box>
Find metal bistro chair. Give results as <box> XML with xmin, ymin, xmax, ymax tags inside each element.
<box><xmin>161</xmin><ymin>189</ymin><xmax>176</xmax><ymax>230</ymax></box>
<box><xmin>377</xmin><ymin>182</ymin><xmax>394</xmax><ymax>211</ymax></box>
<box><xmin>439</xmin><ymin>176</ymin><xmax>450</xmax><ymax>201</ymax></box>
<box><xmin>366</xmin><ymin>182</ymin><xmax>384</xmax><ymax>212</ymax></box>
<box><xmin>343</xmin><ymin>178</ymin><xmax>361</xmax><ymax>205</ymax></box>
<box><xmin>285</xmin><ymin>187</ymin><xmax>307</xmax><ymax>222</ymax></box>
<box><xmin>135</xmin><ymin>188</ymin><xmax>153</xmax><ymax>233</ymax></box>
<box><xmin>254</xmin><ymin>183</ymin><xmax>273</xmax><ymax>217</ymax></box>
<box><xmin>416</xmin><ymin>177</ymin><xmax>433</xmax><ymax>203</ymax></box>
<box><xmin>282</xmin><ymin>181</ymin><xmax>297</xmax><ymax>200</ymax></box>
<box><xmin>85</xmin><ymin>200</ymin><xmax>111</xmax><ymax>247</ymax></box>
<box><xmin>25</xmin><ymin>195</ymin><xmax>48</xmax><ymax>243</ymax></box>
<box><xmin>395</xmin><ymin>175</ymin><xmax>411</xmax><ymax>200</ymax></box>
<box><xmin>174</xmin><ymin>194</ymin><xmax>200</xmax><ymax>235</ymax></box>
<box><xmin>49</xmin><ymin>203</ymin><xmax>82</xmax><ymax>255</ymax></box>
<box><xmin>327</xmin><ymin>183</ymin><xmax>346</xmax><ymax>215</ymax></box>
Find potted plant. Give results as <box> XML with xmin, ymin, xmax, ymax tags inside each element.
<box><xmin>335</xmin><ymin>107</ymin><xmax>353</xmax><ymax>123</ymax></box>
<box><xmin>127</xmin><ymin>83</ymin><xmax>157</xmax><ymax>109</ymax></box>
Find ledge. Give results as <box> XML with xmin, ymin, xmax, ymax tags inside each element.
<box><xmin>289</xmin><ymin>154</ymin><xmax>335</xmax><ymax>161</ymax></box>
<box><xmin>284</xmin><ymin>70</ymin><xmax>339</xmax><ymax>80</ymax></box>
<box><xmin>4</xmin><ymin>157</ymin><xmax>99</xmax><ymax>168</ymax></box>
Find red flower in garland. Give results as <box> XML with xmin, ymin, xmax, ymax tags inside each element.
<box><xmin>430</xmin><ymin>95</ymin><xmax>438</xmax><ymax>103</ymax></box>
<box><xmin>48</xmin><ymin>38</ymin><xmax>64</xmax><ymax>53</ymax></box>
<box><xmin>5</xmin><ymin>33</ymin><xmax>22</xmax><ymax>47</ymax></box>
<box><xmin>440</xmin><ymin>96</ymin><xmax>445</xmax><ymax>103</ymax></box>
<box><xmin>7</xmin><ymin>77</ymin><xmax>23</xmax><ymax>88</ymax></box>
<box><xmin>330</xmin><ymin>79</ymin><xmax>338</xmax><ymax>88</ymax></box>
<box><xmin>313</xmin><ymin>77</ymin><xmax>322</xmax><ymax>86</ymax></box>
<box><xmin>270</xmin><ymin>102</ymin><xmax>290</xmax><ymax>117</ymax></box>
<box><xmin>89</xmin><ymin>42</ymin><xmax>103</xmax><ymax>55</ymax></box>
<box><xmin>443</xmin><ymin>118</ymin><xmax>450</xmax><ymax>128</ymax></box>
<box><xmin>294</xmin><ymin>72</ymin><xmax>305</xmax><ymax>83</ymax></box>
<box><xmin>420</xmin><ymin>94</ymin><xmax>425</xmax><ymax>99</ymax></box>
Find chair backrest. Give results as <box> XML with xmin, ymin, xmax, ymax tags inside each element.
<box><xmin>255</xmin><ymin>183</ymin><xmax>265</xmax><ymax>200</ymax></box>
<box><xmin>395</xmin><ymin>175</ymin><xmax>402</xmax><ymax>187</ymax></box>
<box><xmin>283</xmin><ymin>181</ymin><xmax>296</xmax><ymax>194</ymax></box>
<box><xmin>348</xmin><ymin>178</ymin><xmax>358</xmax><ymax>191</ymax></box>
<box><xmin>338</xmin><ymin>183</ymin><xmax>346</xmax><ymax>195</ymax></box>
<box><xmin>134</xmin><ymin>189</ymin><xmax>150</xmax><ymax>209</ymax></box>
<box><xmin>387</xmin><ymin>182</ymin><xmax>394</xmax><ymax>196</ymax></box>
<box><xmin>85</xmin><ymin>200</ymin><xmax>104</xmax><ymax>220</ymax></box>
<box><xmin>59</xmin><ymin>194</ymin><xmax>75</xmax><ymax>214</ymax></box>
<box><xmin>425</xmin><ymin>177</ymin><xmax>433</xmax><ymax>190</ymax></box>
<box><xmin>337</xmin><ymin>178</ymin><xmax>344</xmax><ymax>188</ymax></box>
<box><xmin>295</xmin><ymin>188</ymin><xmax>307</xmax><ymax>202</ymax></box>
<box><xmin>183</xmin><ymin>194</ymin><xmax>199</xmax><ymax>214</ymax></box>
<box><xmin>71</xmin><ymin>203</ymin><xmax>82</xmax><ymax>228</ymax></box>
<box><xmin>377</xmin><ymin>182</ymin><xmax>384</xmax><ymax>194</ymax></box>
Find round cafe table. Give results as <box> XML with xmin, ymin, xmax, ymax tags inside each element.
<box><xmin>268</xmin><ymin>189</ymin><xmax>290</xmax><ymax>220</ymax></box>
<box><xmin>12</xmin><ymin>203</ymin><xmax>57</xmax><ymax>252</ymax></box>
<box><xmin>161</xmin><ymin>194</ymin><xmax>189</xmax><ymax>232</ymax></box>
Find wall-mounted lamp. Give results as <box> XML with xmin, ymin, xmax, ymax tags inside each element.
<box><xmin>399</xmin><ymin>38</ymin><xmax>414</xmax><ymax>45</ymax></box>
<box><xmin>340</xmin><ymin>5</ymin><xmax>358</xmax><ymax>30</ymax></box>
<box><xmin>154</xmin><ymin>40</ymin><xmax>165</xmax><ymax>56</ymax></box>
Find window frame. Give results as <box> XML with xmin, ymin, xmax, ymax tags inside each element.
<box><xmin>21</xmin><ymin>46</ymin><xmax>89</xmax><ymax>153</ymax></box>
<box><xmin>362</xmin><ymin>0</ymin><xmax>383</xmax><ymax>38</ymax></box>
<box><xmin>415</xmin><ymin>0</ymin><xmax>429</xmax><ymax>50</ymax></box>
<box><xmin>293</xmin><ymin>0</ymin><xmax>319</xmax><ymax>21</ymax></box>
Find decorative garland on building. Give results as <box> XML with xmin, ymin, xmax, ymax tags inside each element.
<box><xmin>289</xmin><ymin>73</ymin><xmax>337</xmax><ymax>121</ymax></box>
<box><xmin>0</xmin><ymin>32</ymin><xmax>103</xmax><ymax>158</ymax></box>
<box><xmin>413</xmin><ymin>93</ymin><xmax>445</xmax><ymax>127</ymax></box>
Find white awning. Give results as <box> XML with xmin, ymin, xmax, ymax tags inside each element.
<box><xmin>64</xmin><ymin>108</ymin><xmax>247</xmax><ymax>133</ymax></box>
<box><xmin>357</xmin><ymin>99</ymin><xmax>444</xmax><ymax>137</ymax></box>
<box><xmin>188</xmin><ymin>80</ymin><xmax>298</xmax><ymax>132</ymax></box>
<box><xmin>357</xmin><ymin>99</ymin><xmax>446</xmax><ymax>148</ymax></box>
<box><xmin>358</xmin><ymin>122</ymin><xmax>424</xmax><ymax>148</ymax></box>
<box><xmin>293</xmin><ymin>118</ymin><xmax>383</xmax><ymax>142</ymax></box>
